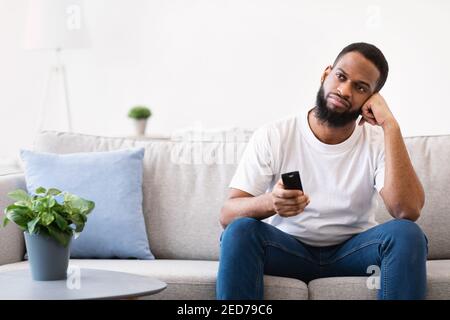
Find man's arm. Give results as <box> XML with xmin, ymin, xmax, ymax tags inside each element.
<box><xmin>220</xmin><ymin>181</ymin><xmax>310</xmax><ymax>228</ymax></box>
<box><xmin>379</xmin><ymin>120</ymin><xmax>425</xmax><ymax>220</ymax></box>
<box><xmin>359</xmin><ymin>94</ymin><xmax>425</xmax><ymax>221</ymax></box>
<box><xmin>219</xmin><ymin>189</ymin><xmax>275</xmax><ymax>229</ymax></box>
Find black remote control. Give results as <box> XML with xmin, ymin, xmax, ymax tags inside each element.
<box><xmin>281</xmin><ymin>171</ymin><xmax>303</xmax><ymax>191</ymax></box>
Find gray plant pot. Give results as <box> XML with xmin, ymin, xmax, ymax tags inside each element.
<box><xmin>24</xmin><ymin>232</ymin><xmax>71</xmax><ymax>281</ymax></box>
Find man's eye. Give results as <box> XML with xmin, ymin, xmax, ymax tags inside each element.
<box><xmin>336</xmin><ymin>73</ymin><xmax>345</xmax><ymax>80</ymax></box>
<box><xmin>357</xmin><ymin>86</ymin><xmax>366</xmax><ymax>93</ymax></box>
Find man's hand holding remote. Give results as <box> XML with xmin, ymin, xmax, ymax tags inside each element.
<box><xmin>271</xmin><ymin>179</ymin><xmax>310</xmax><ymax>217</ymax></box>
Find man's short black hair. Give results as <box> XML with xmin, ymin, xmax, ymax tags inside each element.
<box><xmin>333</xmin><ymin>42</ymin><xmax>389</xmax><ymax>92</ymax></box>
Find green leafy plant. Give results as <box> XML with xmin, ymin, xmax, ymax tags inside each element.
<box><xmin>2</xmin><ymin>187</ymin><xmax>95</xmax><ymax>247</ymax></box>
<box><xmin>128</xmin><ymin>106</ymin><xmax>152</xmax><ymax>120</ymax></box>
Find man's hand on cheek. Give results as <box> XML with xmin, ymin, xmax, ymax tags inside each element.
<box><xmin>358</xmin><ymin>93</ymin><xmax>396</xmax><ymax>129</ymax></box>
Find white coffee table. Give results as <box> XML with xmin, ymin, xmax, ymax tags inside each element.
<box><xmin>0</xmin><ymin>268</ymin><xmax>167</xmax><ymax>300</ymax></box>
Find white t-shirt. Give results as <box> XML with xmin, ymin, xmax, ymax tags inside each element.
<box><xmin>229</xmin><ymin>109</ymin><xmax>385</xmax><ymax>247</ymax></box>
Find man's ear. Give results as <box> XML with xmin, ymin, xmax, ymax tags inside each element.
<box><xmin>321</xmin><ymin>65</ymin><xmax>332</xmax><ymax>83</ymax></box>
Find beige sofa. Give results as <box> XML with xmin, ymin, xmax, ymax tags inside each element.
<box><xmin>1</xmin><ymin>131</ymin><xmax>449</xmax><ymax>299</ymax></box>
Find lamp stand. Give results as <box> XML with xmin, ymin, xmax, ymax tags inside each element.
<box><xmin>37</xmin><ymin>48</ymin><xmax>73</xmax><ymax>134</ymax></box>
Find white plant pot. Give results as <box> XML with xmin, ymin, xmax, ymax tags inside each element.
<box><xmin>134</xmin><ymin>119</ymin><xmax>148</xmax><ymax>136</ymax></box>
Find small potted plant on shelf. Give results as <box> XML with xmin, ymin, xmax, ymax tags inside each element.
<box><xmin>128</xmin><ymin>105</ymin><xmax>152</xmax><ymax>136</ymax></box>
<box><xmin>2</xmin><ymin>187</ymin><xmax>95</xmax><ymax>281</ymax></box>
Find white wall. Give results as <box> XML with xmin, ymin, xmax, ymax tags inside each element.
<box><xmin>1</xmin><ymin>0</ymin><xmax>450</xmax><ymax>162</ymax></box>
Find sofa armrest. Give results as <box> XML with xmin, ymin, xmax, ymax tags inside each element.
<box><xmin>0</xmin><ymin>173</ymin><xmax>26</xmax><ymax>266</ymax></box>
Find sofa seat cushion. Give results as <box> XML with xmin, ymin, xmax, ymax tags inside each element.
<box><xmin>308</xmin><ymin>260</ymin><xmax>450</xmax><ymax>300</ymax></box>
<box><xmin>0</xmin><ymin>259</ymin><xmax>308</xmax><ymax>300</ymax></box>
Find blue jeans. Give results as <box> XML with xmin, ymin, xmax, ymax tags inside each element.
<box><xmin>216</xmin><ymin>217</ymin><xmax>428</xmax><ymax>300</ymax></box>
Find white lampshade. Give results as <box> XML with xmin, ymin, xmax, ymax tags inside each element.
<box><xmin>24</xmin><ymin>0</ymin><xmax>91</xmax><ymax>50</ymax></box>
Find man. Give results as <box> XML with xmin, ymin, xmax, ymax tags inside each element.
<box><xmin>216</xmin><ymin>42</ymin><xmax>428</xmax><ymax>300</ymax></box>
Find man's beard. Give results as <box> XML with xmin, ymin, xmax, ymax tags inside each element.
<box><xmin>314</xmin><ymin>85</ymin><xmax>361</xmax><ymax>128</ymax></box>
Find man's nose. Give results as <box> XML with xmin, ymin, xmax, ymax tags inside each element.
<box><xmin>337</xmin><ymin>82</ymin><xmax>352</xmax><ymax>99</ymax></box>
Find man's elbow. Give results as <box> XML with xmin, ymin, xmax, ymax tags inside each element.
<box><xmin>405</xmin><ymin>191</ymin><xmax>426</xmax><ymax>221</ymax></box>
<box><xmin>219</xmin><ymin>205</ymin><xmax>231</xmax><ymax>229</ymax></box>
<box><xmin>387</xmin><ymin>191</ymin><xmax>425</xmax><ymax>222</ymax></box>
<box><xmin>393</xmin><ymin>205</ymin><xmax>422</xmax><ymax>222</ymax></box>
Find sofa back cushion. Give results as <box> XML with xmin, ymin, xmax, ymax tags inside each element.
<box><xmin>33</xmin><ymin>132</ymin><xmax>450</xmax><ymax>260</ymax></box>
<box><xmin>33</xmin><ymin>131</ymin><xmax>248</xmax><ymax>260</ymax></box>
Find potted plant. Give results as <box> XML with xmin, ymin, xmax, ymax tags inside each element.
<box><xmin>2</xmin><ymin>187</ymin><xmax>94</xmax><ymax>281</ymax></box>
<box><xmin>128</xmin><ymin>105</ymin><xmax>152</xmax><ymax>136</ymax></box>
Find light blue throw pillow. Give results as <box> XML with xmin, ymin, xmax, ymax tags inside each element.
<box><xmin>20</xmin><ymin>148</ymin><xmax>154</xmax><ymax>260</ymax></box>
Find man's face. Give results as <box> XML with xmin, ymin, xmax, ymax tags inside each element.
<box><xmin>315</xmin><ymin>51</ymin><xmax>380</xmax><ymax>127</ymax></box>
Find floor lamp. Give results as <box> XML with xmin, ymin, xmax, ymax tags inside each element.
<box><xmin>24</xmin><ymin>0</ymin><xmax>90</xmax><ymax>134</ymax></box>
